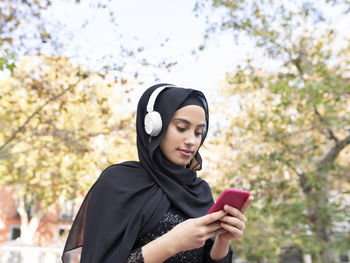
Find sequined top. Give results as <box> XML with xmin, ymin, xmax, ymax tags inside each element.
<box><xmin>127</xmin><ymin>205</ymin><xmax>233</xmax><ymax>263</ymax></box>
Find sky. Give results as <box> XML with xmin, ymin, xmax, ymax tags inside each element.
<box><xmin>42</xmin><ymin>0</ymin><xmax>250</xmax><ymax>103</ymax></box>
<box><xmin>2</xmin><ymin>0</ymin><xmax>345</xmax><ymax>133</ymax></box>
<box><xmin>5</xmin><ymin>0</ymin><xmax>350</xmax><ymax>112</ymax></box>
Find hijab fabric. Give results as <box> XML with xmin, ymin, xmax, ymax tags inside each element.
<box><xmin>62</xmin><ymin>84</ymin><xmax>214</xmax><ymax>263</ymax></box>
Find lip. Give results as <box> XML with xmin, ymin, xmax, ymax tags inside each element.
<box><xmin>178</xmin><ymin>149</ymin><xmax>193</xmax><ymax>157</ymax></box>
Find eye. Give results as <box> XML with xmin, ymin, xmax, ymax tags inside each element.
<box><xmin>195</xmin><ymin>130</ymin><xmax>203</xmax><ymax>137</ymax></box>
<box><xmin>176</xmin><ymin>126</ymin><xmax>186</xmax><ymax>132</ymax></box>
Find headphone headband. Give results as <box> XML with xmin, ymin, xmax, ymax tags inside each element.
<box><xmin>146</xmin><ymin>85</ymin><xmax>176</xmax><ymax>113</ymax></box>
<box><xmin>144</xmin><ymin>84</ymin><xmax>177</xmax><ymax>137</ymax></box>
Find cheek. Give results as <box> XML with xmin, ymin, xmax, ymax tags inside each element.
<box><xmin>160</xmin><ymin>128</ymin><xmax>176</xmax><ymax>151</ymax></box>
<box><xmin>165</xmin><ymin>127</ymin><xmax>179</xmax><ymax>142</ymax></box>
<box><xmin>194</xmin><ymin>139</ymin><xmax>201</xmax><ymax>151</ymax></box>
<box><xmin>159</xmin><ymin>136</ymin><xmax>168</xmax><ymax>153</ymax></box>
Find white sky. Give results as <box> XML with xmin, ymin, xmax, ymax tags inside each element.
<box><xmin>0</xmin><ymin>0</ymin><xmax>344</xmax><ymax>133</ymax></box>
<box><xmin>4</xmin><ymin>0</ymin><xmax>349</xmax><ymax>113</ymax></box>
<box><xmin>42</xmin><ymin>0</ymin><xmax>251</xmax><ymax>104</ymax></box>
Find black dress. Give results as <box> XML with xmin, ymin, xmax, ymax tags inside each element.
<box><xmin>127</xmin><ymin>205</ymin><xmax>233</xmax><ymax>263</ymax></box>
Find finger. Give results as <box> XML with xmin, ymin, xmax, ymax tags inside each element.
<box><xmin>223</xmin><ymin>205</ymin><xmax>247</xmax><ymax>223</ymax></box>
<box><xmin>206</xmin><ymin>221</ymin><xmax>222</xmax><ymax>233</ymax></box>
<box><xmin>199</xmin><ymin>210</ymin><xmax>226</xmax><ymax>225</ymax></box>
<box><xmin>200</xmin><ymin>221</ymin><xmax>225</xmax><ymax>240</ymax></box>
<box><xmin>220</xmin><ymin>222</ymin><xmax>243</xmax><ymax>237</ymax></box>
<box><xmin>206</xmin><ymin>228</ymin><xmax>226</xmax><ymax>239</ymax></box>
<box><xmin>220</xmin><ymin>216</ymin><xmax>245</xmax><ymax>231</ymax></box>
<box><xmin>241</xmin><ymin>196</ymin><xmax>254</xmax><ymax>213</ymax></box>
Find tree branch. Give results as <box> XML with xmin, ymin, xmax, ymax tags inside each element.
<box><xmin>279</xmin><ymin>158</ymin><xmax>312</xmax><ymax>194</ymax></box>
<box><xmin>0</xmin><ymin>84</ymin><xmax>75</xmax><ymax>153</ymax></box>
<box><xmin>290</xmin><ymin>54</ymin><xmax>305</xmax><ymax>82</ymax></box>
<box><xmin>29</xmin><ymin>126</ymin><xmax>89</xmax><ymax>152</ymax></box>
<box><xmin>319</xmin><ymin>134</ymin><xmax>350</xmax><ymax>168</ymax></box>
<box><xmin>17</xmin><ymin>198</ymin><xmax>28</xmax><ymax>227</ymax></box>
<box><xmin>313</xmin><ymin>106</ymin><xmax>340</xmax><ymax>144</ymax></box>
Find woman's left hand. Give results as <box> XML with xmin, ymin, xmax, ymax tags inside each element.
<box><xmin>217</xmin><ymin>196</ymin><xmax>254</xmax><ymax>242</ymax></box>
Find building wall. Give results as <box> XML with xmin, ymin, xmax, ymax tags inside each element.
<box><xmin>0</xmin><ymin>186</ymin><xmax>20</xmax><ymax>243</ymax></box>
<box><xmin>0</xmin><ymin>186</ymin><xmax>74</xmax><ymax>246</ymax></box>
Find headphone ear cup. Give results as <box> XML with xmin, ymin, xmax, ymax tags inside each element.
<box><xmin>144</xmin><ymin>111</ymin><xmax>162</xmax><ymax>137</ymax></box>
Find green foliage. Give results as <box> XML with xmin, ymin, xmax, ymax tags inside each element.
<box><xmin>0</xmin><ymin>50</ymin><xmax>16</xmax><ymax>72</ymax></box>
<box><xmin>197</xmin><ymin>0</ymin><xmax>350</xmax><ymax>261</ymax></box>
<box><xmin>0</xmin><ymin>0</ymin><xmax>52</xmax><ymax>51</ymax></box>
<box><xmin>0</xmin><ymin>55</ymin><xmax>137</xmax><ymax>214</ymax></box>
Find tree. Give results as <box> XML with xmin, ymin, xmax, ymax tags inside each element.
<box><xmin>0</xmin><ymin>0</ymin><xmax>112</xmax><ymax>66</ymax></box>
<box><xmin>0</xmin><ymin>0</ymin><xmax>176</xmax><ymax>77</ymax></box>
<box><xmin>0</xmin><ymin>0</ymin><xmax>178</xmax><ymax>246</ymax></box>
<box><xmin>196</xmin><ymin>0</ymin><xmax>350</xmax><ymax>262</ymax></box>
<box><xmin>1</xmin><ymin>0</ymin><xmax>60</xmax><ymax>70</ymax></box>
<box><xmin>0</xmin><ymin>55</ymin><xmax>137</xmax><ymax>244</ymax></box>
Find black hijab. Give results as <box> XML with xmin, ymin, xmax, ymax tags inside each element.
<box><xmin>62</xmin><ymin>84</ymin><xmax>214</xmax><ymax>263</ymax></box>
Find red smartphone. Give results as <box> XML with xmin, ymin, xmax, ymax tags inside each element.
<box><xmin>207</xmin><ymin>189</ymin><xmax>250</xmax><ymax>214</ymax></box>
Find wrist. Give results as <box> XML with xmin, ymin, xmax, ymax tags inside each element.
<box><xmin>210</xmin><ymin>236</ymin><xmax>230</xmax><ymax>261</ymax></box>
<box><xmin>216</xmin><ymin>235</ymin><xmax>231</xmax><ymax>246</ymax></box>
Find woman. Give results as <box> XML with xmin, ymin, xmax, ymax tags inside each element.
<box><xmin>62</xmin><ymin>83</ymin><xmax>253</xmax><ymax>263</ymax></box>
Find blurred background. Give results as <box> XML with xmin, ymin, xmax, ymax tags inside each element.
<box><xmin>0</xmin><ymin>0</ymin><xmax>349</xmax><ymax>262</ymax></box>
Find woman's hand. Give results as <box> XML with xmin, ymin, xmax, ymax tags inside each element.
<box><xmin>165</xmin><ymin>210</ymin><xmax>227</xmax><ymax>254</ymax></box>
<box><xmin>218</xmin><ymin>196</ymin><xmax>254</xmax><ymax>241</ymax></box>
<box><xmin>210</xmin><ymin>196</ymin><xmax>254</xmax><ymax>261</ymax></box>
<box><xmin>142</xmin><ymin>210</ymin><xmax>226</xmax><ymax>263</ymax></box>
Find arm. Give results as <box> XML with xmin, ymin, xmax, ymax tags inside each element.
<box><xmin>210</xmin><ymin>237</ymin><xmax>231</xmax><ymax>261</ymax></box>
<box><xmin>140</xmin><ymin>231</ymin><xmax>175</xmax><ymax>262</ymax></box>
<box><xmin>141</xmin><ymin>210</ymin><xmax>226</xmax><ymax>263</ymax></box>
<box><xmin>210</xmin><ymin>196</ymin><xmax>254</xmax><ymax>261</ymax></box>
<box><xmin>202</xmin><ymin>238</ymin><xmax>232</xmax><ymax>263</ymax></box>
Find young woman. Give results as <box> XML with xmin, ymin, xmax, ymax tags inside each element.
<box><xmin>62</xmin><ymin>83</ymin><xmax>253</xmax><ymax>263</ymax></box>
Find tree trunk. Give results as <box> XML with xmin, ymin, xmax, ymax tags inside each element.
<box><xmin>304</xmin><ymin>172</ymin><xmax>339</xmax><ymax>263</ymax></box>
<box><xmin>17</xmin><ymin>198</ymin><xmax>44</xmax><ymax>263</ymax></box>
<box><xmin>17</xmin><ymin>198</ymin><xmax>43</xmax><ymax>244</ymax></box>
<box><xmin>298</xmin><ymin>133</ymin><xmax>350</xmax><ymax>263</ymax></box>
<box><xmin>321</xmin><ymin>248</ymin><xmax>339</xmax><ymax>263</ymax></box>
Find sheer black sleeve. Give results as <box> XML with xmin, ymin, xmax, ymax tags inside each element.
<box><xmin>127</xmin><ymin>247</ymin><xmax>144</xmax><ymax>263</ymax></box>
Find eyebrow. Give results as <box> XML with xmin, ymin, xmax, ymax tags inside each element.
<box><xmin>172</xmin><ymin>118</ymin><xmax>206</xmax><ymax>128</ymax></box>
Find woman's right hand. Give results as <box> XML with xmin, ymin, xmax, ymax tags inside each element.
<box><xmin>164</xmin><ymin>210</ymin><xmax>227</xmax><ymax>254</ymax></box>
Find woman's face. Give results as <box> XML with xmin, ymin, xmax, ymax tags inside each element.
<box><xmin>160</xmin><ymin>105</ymin><xmax>206</xmax><ymax>167</ymax></box>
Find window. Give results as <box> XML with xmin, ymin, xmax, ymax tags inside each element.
<box><xmin>57</xmin><ymin>225</ymin><xmax>70</xmax><ymax>244</ymax></box>
<box><xmin>340</xmin><ymin>253</ymin><xmax>349</xmax><ymax>263</ymax></box>
<box><xmin>9</xmin><ymin>226</ymin><xmax>21</xmax><ymax>240</ymax></box>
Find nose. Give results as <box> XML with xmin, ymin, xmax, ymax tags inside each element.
<box><xmin>184</xmin><ymin>131</ymin><xmax>196</xmax><ymax>146</ymax></box>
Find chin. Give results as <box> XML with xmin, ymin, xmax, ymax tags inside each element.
<box><xmin>162</xmin><ymin>152</ymin><xmax>192</xmax><ymax>167</ymax></box>
<box><xmin>170</xmin><ymin>159</ymin><xmax>189</xmax><ymax>167</ymax></box>
<box><xmin>176</xmin><ymin>162</ymin><xmax>188</xmax><ymax>167</ymax></box>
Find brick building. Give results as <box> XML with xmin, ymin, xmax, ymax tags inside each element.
<box><xmin>0</xmin><ymin>186</ymin><xmax>75</xmax><ymax>247</ymax></box>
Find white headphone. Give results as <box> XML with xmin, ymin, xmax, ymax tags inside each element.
<box><xmin>144</xmin><ymin>85</ymin><xmax>176</xmax><ymax>136</ymax></box>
